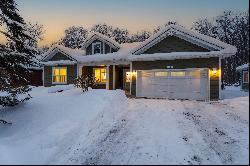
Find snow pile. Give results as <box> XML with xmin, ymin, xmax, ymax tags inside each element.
<box><xmin>221</xmin><ymin>85</ymin><xmax>249</xmax><ymax>99</ymax></box>
<box><xmin>0</xmin><ymin>87</ymin><xmax>248</xmax><ymax>164</ymax></box>
<box><xmin>0</xmin><ymin>87</ymin><xmax>128</xmax><ymax>164</ymax></box>
<box><xmin>48</xmin><ymin>85</ymin><xmax>74</xmax><ymax>93</ymax></box>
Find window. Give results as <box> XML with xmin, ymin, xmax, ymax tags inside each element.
<box><xmin>92</xmin><ymin>42</ymin><xmax>101</xmax><ymax>54</ymax></box>
<box><xmin>155</xmin><ymin>72</ymin><xmax>169</xmax><ymax>77</ymax></box>
<box><xmin>94</xmin><ymin>68</ymin><xmax>106</xmax><ymax>83</ymax></box>
<box><xmin>52</xmin><ymin>67</ymin><xmax>67</xmax><ymax>84</ymax></box>
<box><xmin>243</xmin><ymin>71</ymin><xmax>249</xmax><ymax>83</ymax></box>
<box><xmin>171</xmin><ymin>71</ymin><xmax>185</xmax><ymax>77</ymax></box>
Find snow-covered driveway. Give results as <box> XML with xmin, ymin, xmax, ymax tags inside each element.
<box><xmin>0</xmin><ymin>87</ymin><xmax>249</xmax><ymax>165</ymax></box>
<box><xmin>56</xmin><ymin>97</ymin><xmax>249</xmax><ymax>165</ymax></box>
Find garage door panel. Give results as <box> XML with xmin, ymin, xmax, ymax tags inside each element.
<box><xmin>137</xmin><ymin>69</ymin><xmax>209</xmax><ymax>100</ymax></box>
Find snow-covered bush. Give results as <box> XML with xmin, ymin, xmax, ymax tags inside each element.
<box><xmin>74</xmin><ymin>74</ymin><xmax>96</xmax><ymax>92</ymax></box>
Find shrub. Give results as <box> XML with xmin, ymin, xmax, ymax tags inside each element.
<box><xmin>74</xmin><ymin>74</ymin><xmax>96</xmax><ymax>92</ymax></box>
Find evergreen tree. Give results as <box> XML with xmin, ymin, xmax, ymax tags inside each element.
<box><xmin>0</xmin><ymin>0</ymin><xmax>36</xmax><ymax>107</ymax></box>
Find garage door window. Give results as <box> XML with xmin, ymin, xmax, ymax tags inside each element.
<box><xmin>155</xmin><ymin>72</ymin><xmax>169</xmax><ymax>77</ymax></box>
<box><xmin>171</xmin><ymin>71</ymin><xmax>185</xmax><ymax>77</ymax></box>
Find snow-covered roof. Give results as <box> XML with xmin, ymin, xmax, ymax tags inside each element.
<box><xmin>41</xmin><ymin>60</ymin><xmax>77</xmax><ymax>66</ymax></box>
<box><xmin>236</xmin><ymin>63</ymin><xmax>249</xmax><ymax>71</ymax></box>
<box><xmin>82</xmin><ymin>32</ymin><xmax>120</xmax><ymax>49</ymax></box>
<box><xmin>131</xmin><ymin>24</ymin><xmax>237</xmax><ymax>57</ymax></box>
<box><xmin>42</xmin><ymin>45</ymin><xmax>86</xmax><ymax>62</ymax></box>
<box><xmin>128</xmin><ymin>51</ymin><xmax>229</xmax><ymax>61</ymax></box>
<box><xmin>77</xmin><ymin>42</ymin><xmax>141</xmax><ymax>65</ymax></box>
<box><xmin>41</xmin><ymin>24</ymin><xmax>237</xmax><ymax>65</ymax></box>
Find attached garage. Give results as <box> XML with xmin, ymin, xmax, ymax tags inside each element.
<box><xmin>136</xmin><ymin>69</ymin><xmax>209</xmax><ymax>101</ymax></box>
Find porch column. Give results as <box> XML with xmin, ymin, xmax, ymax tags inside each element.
<box><xmin>129</xmin><ymin>62</ymin><xmax>132</xmax><ymax>95</ymax></box>
<box><xmin>219</xmin><ymin>57</ymin><xmax>222</xmax><ymax>100</ymax></box>
<box><xmin>113</xmin><ymin>65</ymin><xmax>116</xmax><ymax>90</ymax></box>
<box><xmin>106</xmin><ymin>65</ymin><xmax>110</xmax><ymax>90</ymax></box>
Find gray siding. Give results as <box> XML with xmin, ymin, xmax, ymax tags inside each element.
<box><xmin>48</xmin><ymin>52</ymin><xmax>71</xmax><ymax>61</ymax></box>
<box><xmin>132</xmin><ymin>57</ymin><xmax>220</xmax><ymax>100</ymax></box>
<box><xmin>44</xmin><ymin>65</ymin><xmax>77</xmax><ymax>87</ymax></box>
<box><xmin>142</xmin><ymin>36</ymin><xmax>210</xmax><ymax>54</ymax></box>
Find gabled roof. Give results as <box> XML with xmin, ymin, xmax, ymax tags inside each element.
<box><xmin>131</xmin><ymin>24</ymin><xmax>237</xmax><ymax>57</ymax></box>
<box><xmin>42</xmin><ymin>45</ymin><xmax>86</xmax><ymax>62</ymax></box>
<box><xmin>40</xmin><ymin>25</ymin><xmax>237</xmax><ymax>65</ymax></box>
<box><xmin>77</xmin><ymin>42</ymin><xmax>141</xmax><ymax>65</ymax></box>
<box><xmin>82</xmin><ymin>32</ymin><xmax>120</xmax><ymax>49</ymax></box>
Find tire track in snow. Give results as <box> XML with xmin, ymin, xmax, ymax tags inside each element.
<box><xmin>181</xmin><ymin>101</ymin><xmax>246</xmax><ymax>164</ymax></box>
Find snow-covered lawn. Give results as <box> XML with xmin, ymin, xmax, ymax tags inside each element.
<box><xmin>0</xmin><ymin>86</ymin><xmax>249</xmax><ymax>165</ymax></box>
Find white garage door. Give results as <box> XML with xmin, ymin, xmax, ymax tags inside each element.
<box><xmin>136</xmin><ymin>69</ymin><xmax>209</xmax><ymax>101</ymax></box>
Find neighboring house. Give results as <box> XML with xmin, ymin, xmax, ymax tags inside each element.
<box><xmin>28</xmin><ymin>55</ymin><xmax>44</xmax><ymax>87</ymax></box>
<box><xmin>41</xmin><ymin>24</ymin><xmax>237</xmax><ymax>101</ymax></box>
<box><xmin>28</xmin><ymin>68</ymin><xmax>43</xmax><ymax>86</ymax></box>
<box><xmin>236</xmin><ymin>63</ymin><xmax>249</xmax><ymax>91</ymax></box>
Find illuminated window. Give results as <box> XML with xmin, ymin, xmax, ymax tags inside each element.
<box><xmin>94</xmin><ymin>68</ymin><xmax>106</xmax><ymax>83</ymax></box>
<box><xmin>171</xmin><ymin>71</ymin><xmax>185</xmax><ymax>77</ymax></box>
<box><xmin>243</xmin><ymin>71</ymin><xmax>249</xmax><ymax>83</ymax></box>
<box><xmin>126</xmin><ymin>72</ymin><xmax>131</xmax><ymax>82</ymax></box>
<box><xmin>155</xmin><ymin>72</ymin><xmax>169</xmax><ymax>77</ymax></box>
<box><xmin>52</xmin><ymin>67</ymin><xmax>67</xmax><ymax>84</ymax></box>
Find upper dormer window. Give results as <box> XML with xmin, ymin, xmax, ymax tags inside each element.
<box><xmin>92</xmin><ymin>42</ymin><xmax>101</xmax><ymax>54</ymax></box>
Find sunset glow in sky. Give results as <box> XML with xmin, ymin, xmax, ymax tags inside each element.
<box><xmin>0</xmin><ymin>0</ymin><xmax>249</xmax><ymax>46</ymax></box>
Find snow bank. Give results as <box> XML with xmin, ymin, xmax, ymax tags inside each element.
<box><xmin>0</xmin><ymin>87</ymin><xmax>128</xmax><ymax>164</ymax></box>
<box><xmin>221</xmin><ymin>86</ymin><xmax>249</xmax><ymax>99</ymax></box>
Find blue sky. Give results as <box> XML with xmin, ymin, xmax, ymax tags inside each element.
<box><xmin>4</xmin><ymin>0</ymin><xmax>250</xmax><ymax>45</ymax></box>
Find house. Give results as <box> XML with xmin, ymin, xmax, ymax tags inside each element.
<box><xmin>236</xmin><ymin>63</ymin><xmax>249</xmax><ymax>91</ymax></box>
<box><xmin>41</xmin><ymin>24</ymin><xmax>237</xmax><ymax>101</ymax></box>
<box><xmin>27</xmin><ymin>54</ymin><xmax>44</xmax><ymax>87</ymax></box>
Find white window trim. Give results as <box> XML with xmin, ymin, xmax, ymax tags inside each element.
<box><xmin>243</xmin><ymin>71</ymin><xmax>249</xmax><ymax>83</ymax></box>
<box><xmin>52</xmin><ymin>67</ymin><xmax>67</xmax><ymax>84</ymax></box>
<box><xmin>92</xmin><ymin>42</ymin><xmax>102</xmax><ymax>55</ymax></box>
